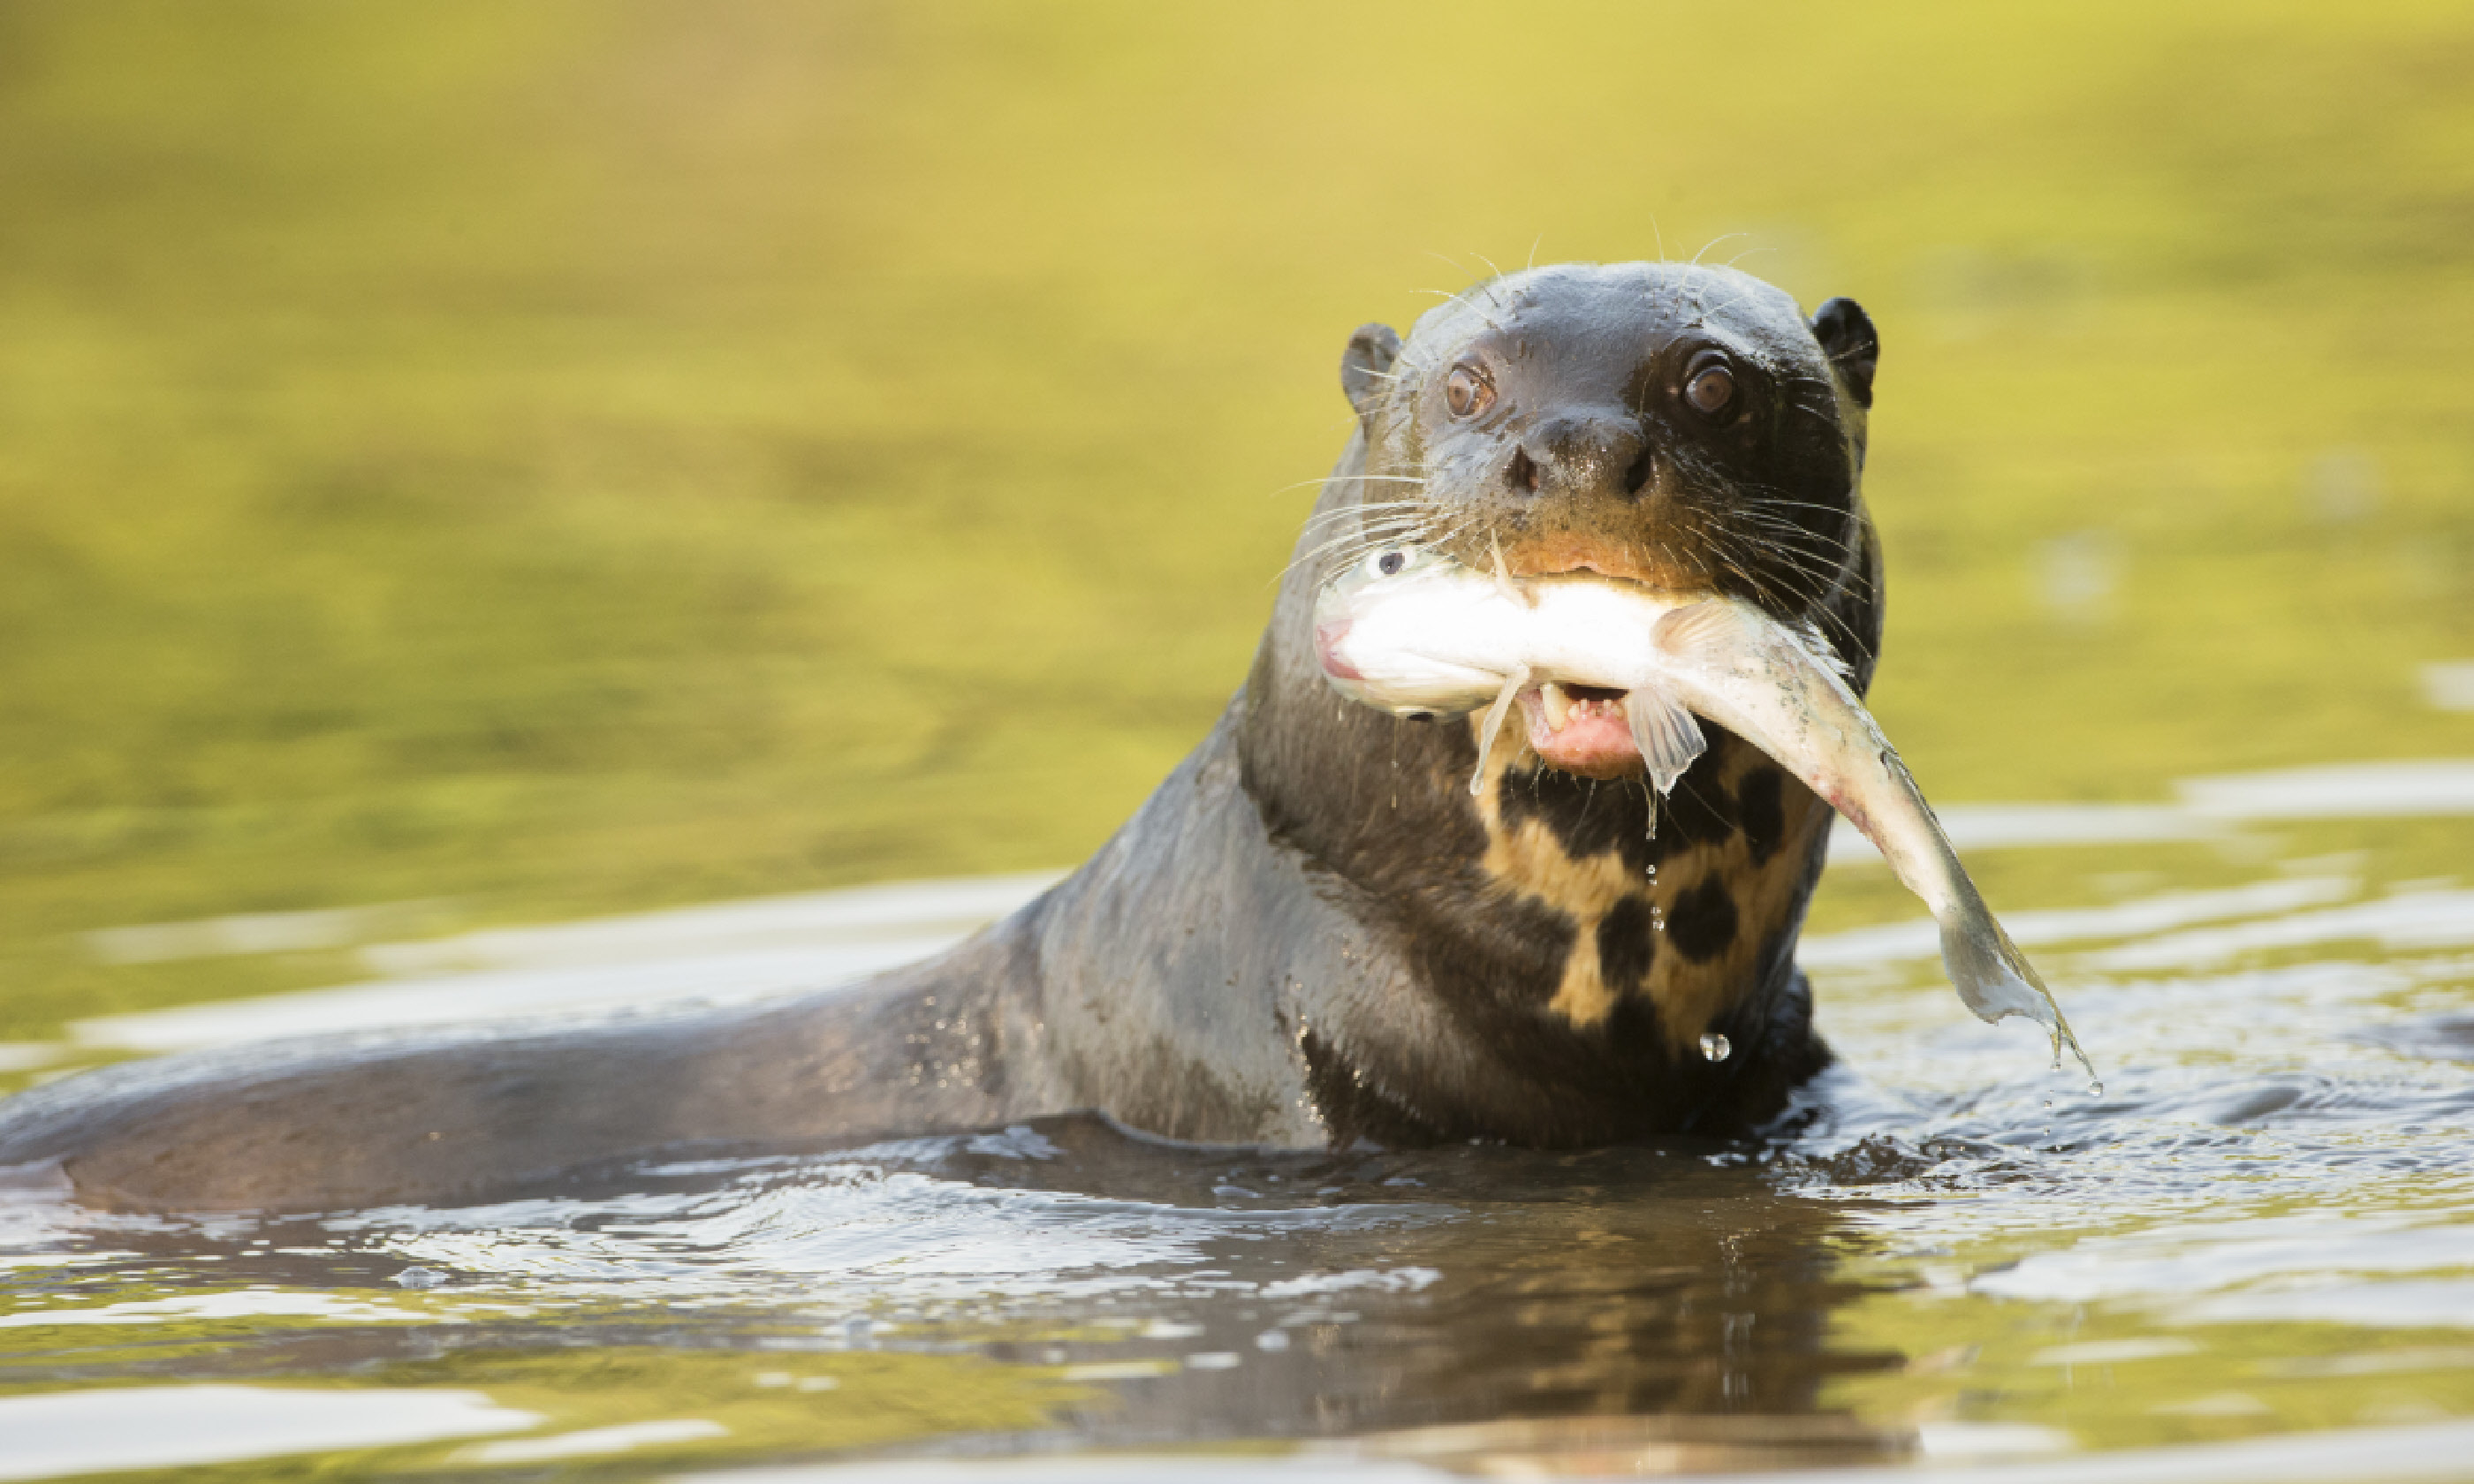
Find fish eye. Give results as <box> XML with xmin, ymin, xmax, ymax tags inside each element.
<box><xmin>1377</xmin><ymin>550</ymin><xmax>1406</xmax><ymax>576</ymax></box>
<box><xmin>1682</xmin><ymin>351</ymin><xmax>1735</xmax><ymax>417</ymax></box>
<box><xmin>1444</xmin><ymin>363</ymin><xmax>1495</xmax><ymax>420</ymax></box>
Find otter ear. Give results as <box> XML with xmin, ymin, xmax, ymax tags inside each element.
<box><xmin>1809</xmin><ymin>297</ymin><xmax>1878</xmax><ymax>410</ymax></box>
<box><xmin>1340</xmin><ymin>322</ymin><xmax>1402</xmax><ymax>420</ymax></box>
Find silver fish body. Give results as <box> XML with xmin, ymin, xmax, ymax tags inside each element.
<box><xmin>1313</xmin><ymin>549</ymin><xmax>1693</xmax><ymax>706</ymax></box>
<box><xmin>1312</xmin><ymin>549</ymin><xmax>1711</xmax><ymax>791</ymax></box>
<box><xmin>1313</xmin><ymin>547</ymin><xmax>2092</xmax><ymax>1077</ymax></box>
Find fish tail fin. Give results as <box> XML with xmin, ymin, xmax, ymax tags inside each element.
<box><xmin>1939</xmin><ymin>909</ymin><xmax>2097</xmax><ymax>1081</ymax></box>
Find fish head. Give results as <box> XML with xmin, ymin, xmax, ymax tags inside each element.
<box><xmin>1309</xmin><ymin>546</ymin><xmax>1509</xmax><ymax>716</ymax></box>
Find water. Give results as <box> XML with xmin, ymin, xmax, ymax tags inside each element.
<box><xmin>4</xmin><ymin>4</ymin><xmax>2474</xmax><ymax>1478</ymax></box>
<box><xmin>4</xmin><ymin>776</ymin><xmax>2473</xmax><ymax>1480</ymax></box>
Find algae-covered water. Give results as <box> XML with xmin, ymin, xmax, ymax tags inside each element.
<box><xmin>4</xmin><ymin>2</ymin><xmax>2474</xmax><ymax>1479</ymax></box>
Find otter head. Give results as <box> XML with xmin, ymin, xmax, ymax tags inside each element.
<box><xmin>1333</xmin><ymin>263</ymin><xmax>1879</xmax><ymax>779</ymax></box>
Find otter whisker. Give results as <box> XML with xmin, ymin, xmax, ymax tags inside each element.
<box><xmin>1294</xmin><ymin>498</ymin><xmax>1433</xmax><ymax>526</ymax></box>
<box><xmin>1728</xmin><ymin>515</ymin><xmax>1860</xmax><ymax>561</ymax></box>
<box><xmin>1294</xmin><ymin>525</ymin><xmax>1431</xmax><ymax>563</ymax></box>
<box><xmin>1282</xmin><ymin>520</ymin><xmax>1439</xmax><ymax>579</ymax></box>
<box><xmin>1294</xmin><ymin>500</ymin><xmax>1431</xmax><ymax>532</ymax></box>
<box><xmin>1734</xmin><ymin>546</ymin><xmax>1863</xmax><ymax>598</ymax></box>
<box><xmin>1286</xmin><ymin>499</ymin><xmax>1424</xmax><ymax>526</ymax></box>
<box><xmin>1685</xmin><ymin>277</ymin><xmax>1765</xmax><ymax>325</ymax></box>
<box><xmin>1718</xmin><ymin>529</ymin><xmax>1858</xmax><ymax>594</ymax></box>
<box><xmin>1291</xmin><ymin>515</ymin><xmax>1432</xmax><ymax>557</ymax></box>
<box><xmin>1411</xmin><ymin>284</ymin><xmax>1510</xmax><ymax>336</ymax></box>
<box><xmin>1729</xmin><ymin>498</ymin><xmax>1855</xmax><ymax>531</ymax></box>
<box><xmin>1289</xmin><ymin>505</ymin><xmax>1475</xmax><ymax>580</ymax></box>
<box><xmin>1734</xmin><ymin>495</ymin><xmax>1864</xmax><ymax>524</ymax></box>
<box><xmin>1295</xmin><ymin>521</ymin><xmax>1432</xmax><ymax>549</ymax></box>
<box><xmin>1284</xmin><ymin>476</ymin><xmax>1429</xmax><ymax>488</ymax></box>
<box><xmin>1297</xmin><ymin>494</ymin><xmax>1432</xmax><ymax>516</ymax></box>
<box><xmin>1709</xmin><ymin>537</ymin><xmax>1873</xmax><ymax>655</ymax></box>
<box><xmin>1727</xmin><ymin>534</ymin><xmax>1856</xmax><ymax>591</ymax></box>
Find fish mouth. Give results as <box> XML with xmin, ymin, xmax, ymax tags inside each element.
<box><xmin>1518</xmin><ymin>682</ymin><xmax>1643</xmax><ymax>780</ymax></box>
<box><xmin>1312</xmin><ymin>618</ymin><xmax>1362</xmax><ymax>680</ymax></box>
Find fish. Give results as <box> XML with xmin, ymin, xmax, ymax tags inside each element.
<box><xmin>1311</xmin><ymin>545</ymin><xmax>1712</xmax><ymax>792</ymax></box>
<box><xmin>1312</xmin><ymin>544</ymin><xmax>2095</xmax><ymax>1080</ymax></box>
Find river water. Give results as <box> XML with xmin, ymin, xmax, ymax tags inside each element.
<box><xmin>5</xmin><ymin>3</ymin><xmax>2473</xmax><ymax>1478</ymax></box>
<box><xmin>4</xmin><ymin>766</ymin><xmax>2472</xmax><ymax>1480</ymax></box>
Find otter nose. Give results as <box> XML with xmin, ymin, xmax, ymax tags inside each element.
<box><xmin>1505</xmin><ymin>413</ymin><xmax>1653</xmax><ymax>499</ymax></box>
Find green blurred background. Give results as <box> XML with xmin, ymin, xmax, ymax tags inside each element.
<box><xmin>3</xmin><ymin>0</ymin><xmax>2470</xmax><ymax>1041</ymax></box>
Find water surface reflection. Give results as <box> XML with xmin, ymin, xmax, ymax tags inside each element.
<box><xmin>4</xmin><ymin>793</ymin><xmax>2474</xmax><ymax>1478</ymax></box>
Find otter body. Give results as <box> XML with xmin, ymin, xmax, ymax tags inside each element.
<box><xmin>0</xmin><ymin>263</ymin><xmax>1883</xmax><ymax>1211</ymax></box>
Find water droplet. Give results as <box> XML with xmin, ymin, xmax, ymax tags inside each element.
<box><xmin>2086</xmin><ymin>1079</ymin><xmax>2104</xmax><ymax>1098</ymax></box>
<box><xmin>1698</xmin><ymin>1033</ymin><xmax>1731</xmax><ymax>1063</ymax></box>
<box><xmin>1645</xmin><ymin>864</ymin><xmax>1658</xmax><ymax>884</ymax></box>
<box><xmin>2043</xmin><ymin>1098</ymin><xmax>2053</xmax><ymax>1110</ymax></box>
<box><xmin>1651</xmin><ymin>906</ymin><xmax>1667</xmax><ymax>932</ymax></box>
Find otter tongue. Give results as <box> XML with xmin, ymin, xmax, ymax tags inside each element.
<box><xmin>1625</xmin><ymin>685</ymin><xmax>1707</xmax><ymax>794</ymax></box>
<box><xmin>1524</xmin><ymin>687</ymin><xmax>1638</xmax><ymax>776</ymax></box>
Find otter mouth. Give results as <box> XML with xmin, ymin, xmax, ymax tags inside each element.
<box><xmin>1517</xmin><ymin>681</ymin><xmax>1644</xmax><ymax>780</ymax></box>
<box><xmin>1506</xmin><ymin>556</ymin><xmax>1674</xmax><ymax>782</ymax></box>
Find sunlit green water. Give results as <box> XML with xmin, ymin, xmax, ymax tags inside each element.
<box><xmin>4</xmin><ymin>0</ymin><xmax>2470</xmax><ymax>1036</ymax></box>
<box><xmin>4</xmin><ymin>3</ymin><xmax>2474</xmax><ymax>1478</ymax></box>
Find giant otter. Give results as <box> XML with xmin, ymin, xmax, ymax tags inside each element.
<box><xmin>0</xmin><ymin>262</ymin><xmax>1883</xmax><ymax>1211</ymax></box>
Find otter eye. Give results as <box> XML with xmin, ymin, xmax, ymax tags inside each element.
<box><xmin>1377</xmin><ymin>550</ymin><xmax>1406</xmax><ymax>575</ymax></box>
<box><xmin>1682</xmin><ymin>353</ymin><xmax>1735</xmax><ymax>417</ymax></box>
<box><xmin>1444</xmin><ymin>363</ymin><xmax>1494</xmax><ymax>420</ymax></box>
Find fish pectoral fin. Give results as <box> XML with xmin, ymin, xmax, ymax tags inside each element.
<box><xmin>1650</xmin><ymin>597</ymin><xmax>1764</xmax><ymax>665</ymax></box>
<box><xmin>1625</xmin><ymin>684</ymin><xmax>1706</xmax><ymax>795</ymax></box>
<box><xmin>1468</xmin><ymin>665</ymin><xmax>1530</xmax><ymax>797</ymax></box>
<box><xmin>1488</xmin><ymin>535</ymin><xmax>1524</xmax><ymax>603</ymax></box>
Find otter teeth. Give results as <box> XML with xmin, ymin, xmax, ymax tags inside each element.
<box><xmin>1542</xmin><ymin>682</ymin><xmax>1571</xmax><ymax>733</ymax></box>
